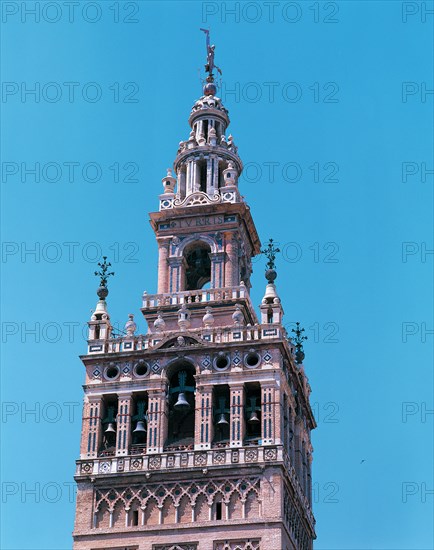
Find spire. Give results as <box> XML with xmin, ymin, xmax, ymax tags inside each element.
<box><xmin>158</xmin><ymin>30</ymin><xmax>243</xmax><ymax>211</ymax></box>
<box><xmin>88</xmin><ymin>257</ymin><xmax>114</xmax><ymax>346</ymax></box>
<box><xmin>260</xmin><ymin>239</ymin><xmax>283</xmax><ymax>324</ymax></box>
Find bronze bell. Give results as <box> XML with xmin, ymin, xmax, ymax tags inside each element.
<box><xmin>216</xmin><ymin>413</ymin><xmax>229</xmax><ymax>426</ymax></box>
<box><xmin>174</xmin><ymin>392</ymin><xmax>190</xmax><ymax>411</ymax></box>
<box><xmin>104</xmin><ymin>422</ymin><xmax>116</xmax><ymax>434</ymax></box>
<box><xmin>133</xmin><ymin>420</ymin><xmax>147</xmax><ymax>433</ymax></box>
<box><xmin>248</xmin><ymin>411</ymin><xmax>260</xmax><ymax>424</ymax></box>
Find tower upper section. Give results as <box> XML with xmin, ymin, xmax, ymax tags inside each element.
<box><xmin>150</xmin><ymin>37</ymin><xmax>260</xmax><ymax>308</ymax></box>
<box><xmin>159</xmin><ymin>43</ymin><xmax>242</xmax><ymax>211</ymax></box>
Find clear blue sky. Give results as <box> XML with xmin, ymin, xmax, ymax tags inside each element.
<box><xmin>1</xmin><ymin>1</ymin><xmax>433</xmax><ymax>549</ymax></box>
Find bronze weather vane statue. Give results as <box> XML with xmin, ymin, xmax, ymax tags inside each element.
<box><xmin>200</xmin><ymin>28</ymin><xmax>222</xmax><ymax>82</ymax></box>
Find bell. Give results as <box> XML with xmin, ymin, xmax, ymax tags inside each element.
<box><xmin>248</xmin><ymin>411</ymin><xmax>260</xmax><ymax>424</ymax></box>
<box><xmin>174</xmin><ymin>392</ymin><xmax>190</xmax><ymax>411</ymax></box>
<box><xmin>133</xmin><ymin>420</ymin><xmax>147</xmax><ymax>433</ymax></box>
<box><xmin>104</xmin><ymin>422</ymin><xmax>116</xmax><ymax>434</ymax></box>
<box><xmin>216</xmin><ymin>413</ymin><xmax>229</xmax><ymax>426</ymax></box>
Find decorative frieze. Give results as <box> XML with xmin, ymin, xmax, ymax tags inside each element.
<box><xmin>214</xmin><ymin>540</ymin><xmax>260</xmax><ymax>550</ymax></box>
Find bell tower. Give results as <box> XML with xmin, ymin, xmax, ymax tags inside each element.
<box><xmin>73</xmin><ymin>33</ymin><xmax>316</xmax><ymax>550</ymax></box>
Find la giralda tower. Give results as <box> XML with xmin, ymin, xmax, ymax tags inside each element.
<box><xmin>73</xmin><ymin>34</ymin><xmax>316</xmax><ymax>550</ymax></box>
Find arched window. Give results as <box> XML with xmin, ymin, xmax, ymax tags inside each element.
<box><xmin>212</xmin><ymin>385</ymin><xmax>230</xmax><ymax>447</ymax></box>
<box><xmin>244</xmin><ymin>383</ymin><xmax>261</xmax><ymax>443</ymax></box>
<box><xmin>183</xmin><ymin>242</ymin><xmax>211</xmax><ymax>290</ymax></box>
<box><xmin>99</xmin><ymin>396</ymin><xmax>118</xmax><ymax>456</ymax></box>
<box><xmin>165</xmin><ymin>361</ymin><xmax>196</xmax><ymax>450</ymax></box>
<box><xmin>130</xmin><ymin>393</ymin><xmax>148</xmax><ymax>451</ymax></box>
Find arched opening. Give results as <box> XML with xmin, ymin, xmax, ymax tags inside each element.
<box><xmin>99</xmin><ymin>396</ymin><xmax>118</xmax><ymax>456</ymax></box>
<box><xmin>130</xmin><ymin>393</ymin><xmax>148</xmax><ymax>453</ymax></box>
<box><xmin>244</xmin><ymin>383</ymin><xmax>261</xmax><ymax>444</ymax></box>
<box><xmin>196</xmin><ymin>158</ymin><xmax>207</xmax><ymax>192</ymax></box>
<box><xmin>212</xmin><ymin>385</ymin><xmax>230</xmax><ymax>447</ymax></box>
<box><xmin>165</xmin><ymin>361</ymin><xmax>196</xmax><ymax>450</ymax></box>
<box><xmin>183</xmin><ymin>242</ymin><xmax>211</xmax><ymax>290</ymax></box>
<box><xmin>213</xmin><ymin>495</ymin><xmax>223</xmax><ymax>520</ymax></box>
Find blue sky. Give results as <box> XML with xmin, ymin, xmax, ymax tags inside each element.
<box><xmin>1</xmin><ymin>1</ymin><xmax>433</xmax><ymax>549</ymax></box>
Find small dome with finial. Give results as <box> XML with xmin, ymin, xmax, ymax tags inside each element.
<box><xmin>162</xmin><ymin>168</ymin><xmax>176</xmax><ymax>193</ymax></box>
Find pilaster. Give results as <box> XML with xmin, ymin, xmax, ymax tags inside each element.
<box><xmin>80</xmin><ymin>396</ymin><xmax>102</xmax><ymax>459</ymax></box>
<box><xmin>147</xmin><ymin>389</ymin><xmax>167</xmax><ymax>453</ymax></box>
<box><xmin>261</xmin><ymin>382</ymin><xmax>280</xmax><ymax>445</ymax></box>
<box><xmin>230</xmin><ymin>383</ymin><xmax>245</xmax><ymax>447</ymax></box>
<box><xmin>116</xmin><ymin>394</ymin><xmax>132</xmax><ymax>457</ymax></box>
<box><xmin>195</xmin><ymin>385</ymin><xmax>213</xmax><ymax>450</ymax></box>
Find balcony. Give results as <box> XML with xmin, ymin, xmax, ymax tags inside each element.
<box><xmin>142</xmin><ymin>285</ymin><xmax>249</xmax><ymax>310</ymax></box>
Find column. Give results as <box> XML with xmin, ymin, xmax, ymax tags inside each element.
<box><xmin>80</xmin><ymin>395</ymin><xmax>103</xmax><ymax>459</ymax></box>
<box><xmin>229</xmin><ymin>384</ymin><xmax>245</xmax><ymax>447</ymax></box>
<box><xmin>116</xmin><ymin>394</ymin><xmax>132</xmax><ymax>456</ymax></box>
<box><xmin>209</xmin><ymin>252</ymin><xmax>225</xmax><ymax>288</ymax></box>
<box><xmin>206</xmin><ymin>157</ymin><xmax>213</xmax><ymax>195</ymax></box>
<box><xmin>157</xmin><ymin>240</ymin><xmax>170</xmax><ymax>294</ymax></box>
<box><xmin>178</xmin><ymin>167</ymin><xmax>186</xmax><ymax>199</ymax></box>
<box><xmin>213</xmin><ymin>156</ymin><xmax>219</xmax><ymax>190</ymax></box>
<box><xmin>186</xmin><ymin>160</ymin><xmax>192</xmax><ymax>195</ymax></box>
<box><xmin>167</xmin><ymin>257</ymin><xmax>184</xmax><ymax>293</ymax></box>
<box><xmin>224</xmin><ymin>232</ymin><xmax>235</xmax><ymax>288</ymax></box>
<box><xmin>147</xmin><ymin>389</ymin><xmax>167</xmax><ymax>454</ymax></box>
<box><xmin>195</xmin><ymin>385</ymin><xmax>213</xmax><ymax>450</ymax></box>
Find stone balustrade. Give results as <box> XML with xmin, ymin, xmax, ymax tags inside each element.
<box><xmin>142</xmin><ymin>285</ymin><xmax>248</xmax><ymax>309</ymax></box>
<box><xmin>77</xmin><ymin>444</ymin><xmax>281</xmax><ymax>479</ymax></box>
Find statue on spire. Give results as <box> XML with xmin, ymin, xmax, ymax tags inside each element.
<box><xmin>94</xmin><ymin>256</ymin><xmax>114</xmax><ymax>300</ymax></box>
<box><xmin>291</xmin><ymin>322</ymin><xmax>308</xmax><ymax>364</ymax></box>
<box><xmin>200</xmin><ymin>28</ymin><xmax>222</xmax><ymax>82</ymax></box>
<box><xmin>261</xmin><ymin>239</ymin><xmax>280</xmax><ymax>271</ymax></box>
